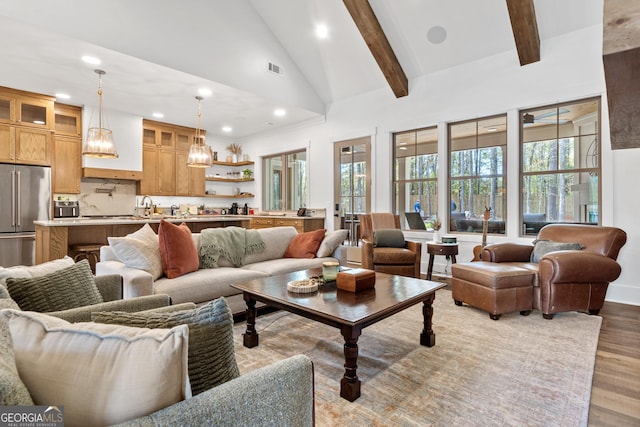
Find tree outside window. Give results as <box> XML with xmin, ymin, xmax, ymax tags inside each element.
<box><xmin>520</xmin><ymin>98</ymin><xmax>600</xmax><ymax>235</ymax></box>
<box><xmin>449</xmin><ymin>115</ymin><xmax>507</xmax><ymax>234</ymax></box>
<box><xmin>393</xmin><ymin>127</ymin><xmax>438</xmax><ymax>230</ymax></box>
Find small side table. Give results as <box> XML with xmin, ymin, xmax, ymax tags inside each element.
<box><xmin>426</xmin><ymin>243</ymin><xmax>458</xmax><ymax>280</ymax></box>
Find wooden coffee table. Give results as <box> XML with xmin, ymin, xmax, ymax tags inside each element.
<box><xmin>231</xmin><ymin>268</ymin><xmax>446</xmax><ymax>401</ymax></box>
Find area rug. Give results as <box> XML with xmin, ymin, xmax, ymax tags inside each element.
<box><xmin>233</xmin><ymin>289</ymin><xmax>602</xmax><ymax>426</ymax></box>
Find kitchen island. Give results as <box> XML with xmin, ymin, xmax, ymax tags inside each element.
<box><xmin>34</xmin><ymin>214</ymin><xmax>325</xmax><ymax>264</ymax></box>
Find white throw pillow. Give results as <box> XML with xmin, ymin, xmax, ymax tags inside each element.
<box><xmin>316</xmin><ymin>229</ymin><xmax>349</xmax><ymax>257</ymax></box>
<box><xmin>2</xmin><ymin>309</ymin><xmax>190</xmax><ymax>427</ymax></box>
<box><xmin>0</xmin><ymin>256</ymin><xmax>75</xmax><ymax>285</ymax></box>
<box><xmin>108</xmin><ymin>223</ymin><xmax>163</xmax><ymax>280</ymax></box>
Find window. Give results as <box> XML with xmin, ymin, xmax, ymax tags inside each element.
<box><xmin>334</xmin><ymin>137</ymin><xmax>371</xmax><ymax>245</ymax></box>
<box><xmin>449</xmin><ymin>115</ymin><xmax>507</xmax><ymax>234</ymax></box>
<box><xmin>262</xmin><ymin>149</ymin><xmax>307</xmax><ymax>210</ymax></box>
<box><xmin>520</xmin><ymin>98</ymin><xmax>600</xmax><ymax>235</ymax></box>
<box><xmin>393</xmin><ymin>126</ymin><xmax>438</xmax><ymax>230</ymax></box>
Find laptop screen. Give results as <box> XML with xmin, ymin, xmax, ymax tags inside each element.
<box><xmin>405</xmin><ymin>212</ymin><xmax>426</xmax><ymax>230</ymax></box>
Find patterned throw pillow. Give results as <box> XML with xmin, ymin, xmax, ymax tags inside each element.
<box><xmin>284</xmin><ymin>228</ymin><xmax>327</xmax><ymax>258</ymax></box>
<box><xmin>92</xmin><ymin>297</ymin><xmax>239</xmax><ymax>395</ymax></box>
<box><xmin>5</xmin><ymin>260</ymin><xmax>103</xmax><ymax>312</ymax></box>
<box><xmin>530</xmin><ymin>240</ymin><xmax>585</xmax><ymax>263</ymax></box>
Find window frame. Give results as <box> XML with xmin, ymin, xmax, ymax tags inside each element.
<box><xmin>392</xmin><ymin>126</ymin><xmax>438</xmax><ymax>230</ymax></box>
<box><xmin>448</xmin><ymin>113</ymin><xmax>508</xmax><ymax>235</ymax></box>
<box><xmin>261</xmin><ymin>148</ymin><xmax>307</xmax><ymax>211</ymax></box>
<box><xmin>519</xmin><ymin>97</ymin><xmax>601</xmax><ymax>236</ymax></box>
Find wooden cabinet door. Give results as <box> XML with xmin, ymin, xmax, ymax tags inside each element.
<box><xmin>175</xmin><ymin>151</ymin><xmax>190</xmax><ymax>196</ymax></box>
<box><xmin>175</xmin><ymin>131</ymin><xmax>192</xmax><ymax>152</ymax></box>
<box><xmin>54</xmin><ymin>104</ymin><xmax>82</xmax><ymax>137</ymax></box>
<box><xmin>157</xmin><ymin>149</ymin><xmax>176</xmax><ymax>195</ymax></box>
<box><xmin>14</xmin><ymin>127</ymin><xmax>52</xmax><ymax>165</ymax></box>
<box><xmin>139</xmin><ymin>147</ymin><xmax>159</xmax><ymax>195</ymax></box>
<box><xmin>0</xmin><ymin>125</ymin><xmax>15</xmax><ymax>162</ymax></box>
<box><xmin>53</xmin><ymin>136</ymin><xmax>81</xmax><ymax>193</ymax></box>
<box><xmin>189</xmin><ymin>165</ymin><xmax>206</xmax><ymax>196</ymax></box>
<box><xmin>16</xmin><ymin>95</ymin><xmax>54</xmax><ymax>130</ymax></box>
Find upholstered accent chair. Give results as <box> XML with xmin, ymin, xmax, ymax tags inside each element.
<box><xmin>0</xmin><ymin>257</ymin><xmax>186</xmax><ymax>322</ymax></box>
<box><xmin>451</xmin><ymin>224</ymin><xmax>627</xmax><ymax>320</ymax></box>
<box><xmin>360</xmin><ymin>213</ymin><xmax>422</xmax><ymax>278</ymax></box>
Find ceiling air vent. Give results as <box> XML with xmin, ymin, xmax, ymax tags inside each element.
<box><xmin>267</xmin><ymin>61</ymin><xmax>284</xmax><ymax>76</ymax></box>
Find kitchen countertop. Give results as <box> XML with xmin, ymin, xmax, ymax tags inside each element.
<box><xmin>35</xmin><ymin>214</ymin><xmax>322</xmax><ymax>227</ymax></box>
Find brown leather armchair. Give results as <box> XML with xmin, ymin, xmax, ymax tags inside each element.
<box><xmin>452</xmin><ymin>224</ymin><xmax>626</xmax><ymax>319</ymax></box>
<box><xmin>360</xmin><ymin>213</ymin><xmax>422</xmax><ymax>278</ymax></box>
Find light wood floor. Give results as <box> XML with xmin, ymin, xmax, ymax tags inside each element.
<box><xmin>588</xmin><ymin>300</ymin><xmax>640</xmax><ymax>426</ymax></box>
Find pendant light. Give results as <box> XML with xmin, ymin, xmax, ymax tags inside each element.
<box><xmin>187</xmin><ymin>95</ymin><xmax>212</xmax><ymax>167</ymax></box>
<box><xmin>83</xmin><ymin>69</ymin><xmax>118</xmax><ymax>158</ymax></box>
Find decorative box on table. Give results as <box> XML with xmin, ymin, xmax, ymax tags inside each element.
<box><xmin>336</xmin><ymin>268</ymin><xmax>376</xmax><ymax>292</ymax></box>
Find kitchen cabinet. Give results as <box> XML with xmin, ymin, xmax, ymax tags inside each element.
<box><xmin>0</xmin><ymin>125</ymin><xmax>53</xmax><ymax>165</ymax></box>
<box><xmin>250</xmin><ymin>217</ymin><xmax>324</xmax><ymax>233</ymax></box>
<box><xmin>53</xmin><ymin>136</ymin><xmax>81</xmax><ymax>193</ymax></box>
<box><xmin>53</xmin><ymin>103</ymin><xmax>83</xmax><ymax>193</ymax></box>
<box><xmin>139</xmin><ymin>146</ymin><xmax>176</xmax><ymax>195</ymax></box>
<box><xmin>54</xmin><ymin>104</ymin><xmax>82</xmax><ymax>137</ymax></box>
<box><xmin>143</xmin><ymin>120</ymin><xmax>175</xmax><ymax>149</ymax></box>
<box><xmin>139</xmin><ymin>119</ymin><xmax>206</xmax><ymax>196</ymax></box>
<box><xmin>176</xmin><ymin>150</ymin><xmax>206</xmax><ymax>196</ymax></box>
<box><xmin>0</xmin><ymin>87</ymin><xmax>55</xmax><ymax>166</ymax></box>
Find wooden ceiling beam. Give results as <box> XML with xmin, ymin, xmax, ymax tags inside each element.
<box><xmin>343</xmin><ymin>0</ymin><xmax>408</xmax><ymax>98</ymax></box>
<box><xmin>505</xmin><ymin>0</ymin><xmax>540</xmax><ymax>66</ymax></box>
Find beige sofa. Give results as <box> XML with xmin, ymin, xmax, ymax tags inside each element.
<box><xmin>97</xmin><ymin>226</ymin><xmax>347</xmax><ymax>314</ymax></box>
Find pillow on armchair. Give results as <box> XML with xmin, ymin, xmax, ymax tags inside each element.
<box><xmin>530</xmin><ymin>240</ymin><xmax>585</xmax><ymax>263</ymax></box>
<box><xmin>373</xmin><ymin>229</ymin><xmax>406</xmax><ymax>248</ymax></box>
<box><xmin>5</xmin><ymin>259</ymin><xmax>103</xmax><ymax>312</ymax></box>
<box><xmin>1</xmin><ymin>309</ymin><xmax>190</xmax><ymax>426</ymax></box>
<box><xmin>92</xmin><ymin>297</ymin><xmax>239</xmax><ymax>395</ymax></box>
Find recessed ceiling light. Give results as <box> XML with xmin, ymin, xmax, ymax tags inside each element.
<box><xmin>152</xmin><ymin>112</ymin><xmax>164</xmax><ymax>119</ymax></box>
<box><xmin>274</xmin><ymin>109</ymin><xmax>286</xmax><ymax>117</ymax></box>
<box><xmin>198</xmin><ymin>88</ymin><xmax>212</xmax><ymax>97</ymax></box>
<box><xmin>81</xmin><ymin>55</ymin><xmax>101</xmax><ymax>65</ymax></box>
<box><xmin>55</xmin><ymin>93</ymin><xmax>71</xmax><ymax>100</ymax></box>
<box><xmin>315</xmin><ymin>24</ymin><xmax>329</xmax><ymax>39</ymax></box>
<box><xmin>222</xmin><ymin>126</ymin><xmax>232</xmax><ymax>133</ymax></box>
<box><xmin>427</xmin><ymin>26</ymin><xmax>447</xmax><ymax>45</ymax></box>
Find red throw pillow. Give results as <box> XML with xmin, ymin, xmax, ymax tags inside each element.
<box><xmin>284</xmin><ymin>228</ymin><xmax>327</xmax><ymax>259</ymax></box>
<box><xmin>158</xmin><ymin>220</ymin><xmax>199</xmax><ymax>279</ymax></box>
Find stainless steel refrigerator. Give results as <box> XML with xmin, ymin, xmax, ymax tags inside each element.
<box><xmin>0</xmin><ymin>164</ymin><xmax>51</xmax><ymax>267</ymax></box>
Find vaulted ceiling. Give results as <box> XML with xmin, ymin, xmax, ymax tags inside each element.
<box><xmin>0</xmin><ymin>0</ymin><xmax>602</xmax><ymax>138</ymax></box>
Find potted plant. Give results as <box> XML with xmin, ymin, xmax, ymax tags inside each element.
<box><xmin>242</xmin><ymin>168</ymin><xmax>253</xmax><ymax>179</ymax></box>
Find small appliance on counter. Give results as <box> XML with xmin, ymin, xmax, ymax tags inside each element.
<box><xmin>54</xmin><ymin>200</ymin><xmax>80</xmax><ymax>218</ymax></box>
<box><xmin>229</xmin><ymin>202</ymin><xmax>239</xmax><ymax>215</ymax></box>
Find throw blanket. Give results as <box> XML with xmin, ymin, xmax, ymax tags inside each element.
<box><xmin>199</xmin><ymin>227</ymin><xmax>266</xmax><ymax>268</ymax></box>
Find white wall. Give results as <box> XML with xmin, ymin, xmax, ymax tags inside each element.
<box><xmin>239</xmin><ymin>25</ymin><xmax>640</xmax><ymax>306</ymax></box>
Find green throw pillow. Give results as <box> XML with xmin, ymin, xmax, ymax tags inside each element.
<box><xmin>0</xmin><ymin>316</ymin><xmax>35</xmax><ymax>405</ymax></box>
<box><xmin>92</xmin><ymin>297</ymin><xmax>239</xmax><ymax>396</ymax></box>
<box><xmin>5</xmin><ymin>260</ymin><xmax>103</xmax><ymax>312</ymax></box>
<box><xmin>373</xmin><ymin>228</ymin><xmax>406</xmax><ymax>248</ymax></box>
<box><xmin>530</xmin><ymin>240</ymin><xmax>585</xmax><ymax>263</ymax></box>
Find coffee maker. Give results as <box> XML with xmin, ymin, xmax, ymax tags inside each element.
<box><xmin>229</xmin><ymin>202</ymin><xmax>238</xmax><ymax>215</ymax></box>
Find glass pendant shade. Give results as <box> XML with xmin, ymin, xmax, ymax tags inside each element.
<box><xmin>187</xmin><ymin>136</ymin><xmax>213</xmax><ymax>167</ymax></box>
<box><xmin>187</xmin><ymin>96</ymin><xmax>212</xmax><ymax>167</ymax></box>
<box><xmin>83</xmin><ymin>69</ymin><xmax>118</xmax><ymax>158</ymax></box>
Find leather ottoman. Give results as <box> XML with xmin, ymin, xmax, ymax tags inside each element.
<box><xmin>451</xmin><ymin>261</ymin><xmax>534</xmax><ymax>320</ymax></box>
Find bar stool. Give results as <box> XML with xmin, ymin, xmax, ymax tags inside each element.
<box><xmin>70</xmin><ymin>243</ymin><xmax>102</xmax><ymax>273</ymax></box>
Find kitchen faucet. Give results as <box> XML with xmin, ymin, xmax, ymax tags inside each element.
<box><xmin>140</xmin><ymin>195</ymin><xmax>153</xmax><ymax>216</ymax></box>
